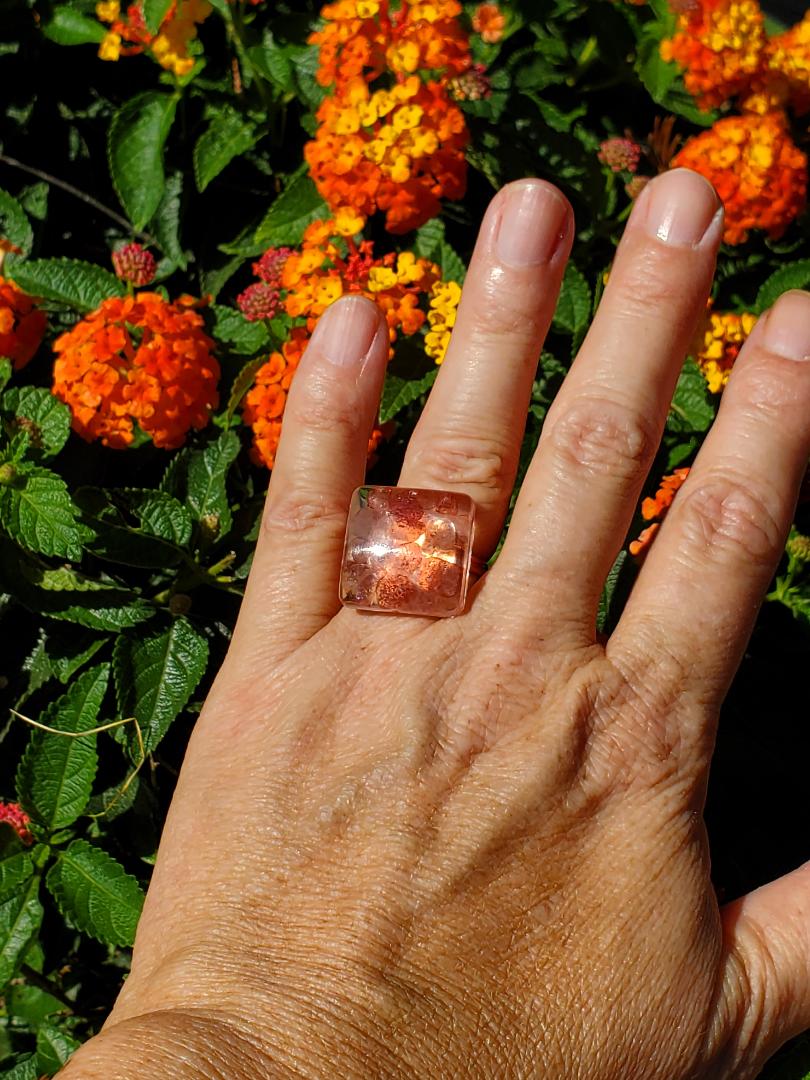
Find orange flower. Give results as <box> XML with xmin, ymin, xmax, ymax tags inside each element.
<box><xmin>630</xmin><ymin>468</ymin><xmax>691</xmax><ymax>558</ymax></box>
<box><xmin>53</xmin><ymin>292</ymin><xmax>219</xmax><ymax>449</ymax></box>
<box><xmin>472</xmin><ymin>3</ymin><xmax>505</xmax><ymax>43</ymax></box>
<box><xmin>744</xmin><ymin>12</ymin><xmax>810</xmax><ymax>116</ymax></box>
<box><xmin>0</xmin><ymin>275</ymin><xmax>46</xmax><ymax>370</ymax></box>
<box><xmin>659</xmin><ymin>0</ymin><xmax>766</xmax><ymax>110</ymax></box>
<box><xmin>306</xmin><ymin>0</ymin><xmax>471</xmax><ymax>232</ymax></box>
<box><xmin>95</xmin><ymin>0</ymin><xmax>211</xmax><ymax>76</ymax></box>
<box><xmin>241</xmin><ymin>329</ymin><xmax>308</xmax><ymax>468</ymax></box>
<box><xmin>671</xmin><ymin>112</ymin><xmax>807</xmax><ymax>244</ymax></box>
<box><xmin>691</xmin><ymin>303</ymin><xmax>757</xmax><ymax>392</ymax></box>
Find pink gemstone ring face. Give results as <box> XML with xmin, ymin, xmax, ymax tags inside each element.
<box><xmin>339</xmin><ymin>486</ymin><xmax>475</xmax><ymax>617</ymax></box>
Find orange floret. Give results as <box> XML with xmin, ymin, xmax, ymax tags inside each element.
<box><xmin>472</xmin><ymin>3</ymin><xmax>506</xmax><ymax>43</ymax></box>
<box><xmin>691</xmin><ymin>303</ymin><xmax>757</xmax><ymax>392</ymax></box>
<box><xmin>670</xmin><ymin>112</ymin><xmax>807</xmax><ymax>244</ymax></box>
<box><xmin>53</xmin><ymin>292</ymin><xmax>219</xmax><ymax>449</ymax></box>
<box><xmin>0</xmin><ymin>275</ymin><xmax>46</xmax><ymax>370</ymax></box>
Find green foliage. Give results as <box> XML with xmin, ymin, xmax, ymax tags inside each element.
<box><xmin>6</xmin><ymin>259</ymin><xmax>124</xmax><ymax>312</ymax></box>
<box><xmin>46</xmin><ymin>840</ymin><xmax>144</xmax><ymax>947</ymax></box>
<box><xmin>108</xmin><ymin>92</ymin><xmax>179</xmax><ymax>230</ymax></box>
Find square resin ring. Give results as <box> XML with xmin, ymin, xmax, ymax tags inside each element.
<box><xmin>339</xmin><ymin>486</ymin><xmax>475</xmax><ymax>617</ymax></box>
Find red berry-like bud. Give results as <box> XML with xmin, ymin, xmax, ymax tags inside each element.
<box><xmin>598</xmin><ymin>137</ymin><xmax>642</xmax><ymax>174</ymax></box>
<box><xmin>112</xmin><ymin>243</ymin><xmax>157</xmax><ymax>286</ymax></box>
<box><xmin>0</xmin><ymin>801</ymin><xmax>34</xmax><ymax>845</ymax></box>
<box><xmin>237</xmin><ymin>282</ymin><xmax>281</xmax><ymax>322</ymax></box>
<box><xmin>252</xmin><ymin>246</ymin><xmax>292</xmax><ymax>285</ymax></box>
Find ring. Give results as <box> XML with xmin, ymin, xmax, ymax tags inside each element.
<box><xmin>339</xmin><ymin>485</ymin><xmax>477</xmax><ymax>617</ymax></box>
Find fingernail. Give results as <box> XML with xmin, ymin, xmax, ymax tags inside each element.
<box><xmin>636</xmin><ymin>168</ymin><xmax>721</xmax><ymax>247</ymax></box>
<box><xmin>495</xmin><ymin>181</ymin><xmax>570</xmax><ymax>266</ymax></box>
<box><xmin>762</xmin><ymin>290</ymin><xmax>810</xmax><ymax>360</ymax></box>
<box><xmin>311</xmin><ymin>295</ymin><xmax>380</xmax><ymax>366</ymax></box>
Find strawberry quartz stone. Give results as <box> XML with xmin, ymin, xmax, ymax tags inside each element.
<box><xmin>339</xmin><ymin>486</ymin><xmax>475</xmax><ymax>617</ymax></box>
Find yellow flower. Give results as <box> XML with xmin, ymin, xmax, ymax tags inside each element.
<box><xmin>333</xmin><ymin>207</ymin><xmax>366</xmax><ymax>236</ymax></box>
<box><xmin>356</xmin><ymin>0</ymin><xmax>380</xmax><ymax>15</ymax></box>
<box><xmin>425</xmin><ymin>279</ymin><xmax>461</xmax><ymax>363</ymax></box>
<box><xmin>95</xmin><ymin>0</ymin><xmax>120</xmax><ymax>22</ymax></box>
<box><xmin>98</xmin><ymin>30</ymin><xmax>122</xmax><ymax>60</ymax></box>
<box><xmin>367</xmin><ymin>266</ymin><xmax>399</xmax><ymax>292</ymax></box>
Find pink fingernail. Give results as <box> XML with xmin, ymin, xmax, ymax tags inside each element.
<box><xmin>310</xmin><ymin>295</ymin><xmax>380</xmax><ymax>367</ymax></box>
<box><xmin>495</xmin><ymin>181</ymin><xmax>571</xmax><ymax>267</ymax></box>
<box><xmin>762</xmin><ymin>290</ymin><xmax>810</xmax><ymax>361</ymax></box>
<box><xmin>635</xmin><ymin>168</ymin><xmax>722</xmax><ymax>247</ymax></box>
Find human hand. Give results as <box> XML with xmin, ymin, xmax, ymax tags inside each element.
<box><xmin>62</xmin><ymin>168</ymin><xmax>810</xmax><ymax>1080</ymax></box>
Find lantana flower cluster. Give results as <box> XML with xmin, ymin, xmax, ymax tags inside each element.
<box><xmin>661</xmin><ymin>0</ymin><xmax>808</xmax><ymax>244</ymax></box>
<box><xmin>0</xmin><ymin>275</ymin><xmax>46</xmax><ymax>371</ymax></box>
<box><xmin>240</xmin><ymin>209</ymin><xmax>446</xmax><ymax>466</ymax></box>
<box><xmin>305</xmin><ymin>0</ymin><xmax>473</xmax><ymax>233</ymax></box>
<box><xmin>629</xmin><ymin>467</ymin><xmax>691</xmax><ymax>558</ymax></box>
<box><xmin>53</xmin><ymin>292</ymin><xmax>219</xmax><ymax>449</ymax></box>
<box><xmin>95</xmin><ymin>0</ymin><xmax>211</xmax><ymax>76</ymax></box>
<box><xmin>692</xmin><ymin>302</ymin><xmax>757</xmax><ymax>392</ymax></box>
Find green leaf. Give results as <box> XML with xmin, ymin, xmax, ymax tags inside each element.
<box><xmin>39</xmin><ymin>7</ymin><xmax>106</xmax><ymax>45</ymax></box>
<box><xmin>0</xmin><ymin>1058</ymin><xmax>37</xmax><ymax>1080</ymax></box>
<box><xmin>0</xmin><ymin>188</ymin><xmax>33</xmax><ymax>257</ymax></box>
<box><xmin>108</xmin><ymin>92</ymin><xmax>179</xmax><ymax>230</ymax></box>
<box><xmin>254</xmin><ymin>168</ymin><xmax>327</xmax><ymax>248</ymax></box>
<box><xmin>118</xmin><ymin>490</ymin><xmax>193</xmax><ymax>547</ymax></box>
<box><xmin>530</xmin><ymin>95</ymin><xmax>587</xmax><ymax>133</ymax></box>
<box><xmin>0</xmin><ymin>466</ymin><xmax>92</xmax><ymax>560</ymax></box>
<box><xmin>46</xmin><ymin>839</ymin><xmax>144</xmax><ymax>947</ymax></box>
<box><xmin>440</xmin><ymin>241</ymin><xmax>466</xmax><ymax>285</ymax></box>
<box><xmin>553</xmin><ymin>263</ymin><xmax>591</xmax><ymax>336</ymax></box>
<box><xmin>194</xmin><ymin>106</ymin><xmax>259</xmax><ymax>193</ymax></box>
<box><xmin>6</xmin><ymin>258</ymin><xmax>124</xmax><ymax>312</ymax></box>
<box><xmin>0</xmin><ymin>877</ymin><xmax>42</xmax><ymax>991</ymax></box>
<box><xmin>16</xmin><ymin>664</ymin><xmax>108</xmax><ymax>830</ymax></box>
<box><xmin>6</xmin><ymin>982</ymin><xmax>63</xmax><ymax>1026</ymax></box>
<box><xmin>414</xmin><ymin>217</ymin><xmax>445</xmax><ymax>260</ymax></box>
<box><xmin>250</xmin><ymin>31</ymin><xmax>295</xmax><ymax>93</ymax></box>
<box><xmin>597</xmin><ymin>550</ymin><xmax>628</xmax><ymax>634</ymax></box>
<box><xmin>162</xmin><ymin>429</ymin><xmax>241</xmax><ymax>537</ymax></box>
<box><xmin>113</xmin><ymin>617</ymin><xmax>209</xmax><ymax>755</ymax></box>
<box><xmin>0</xmin><ymin>853</ymin><xmax>34</xmax><ymax>902</ymax></box>
<box><xmin>380</xmin><ymin>368</ymin><xmax>438</xmax><ymax>424</ymax></box>
<box><xmin>226</xmin><ymin>354</ymin><xmax>267</xmax><ymax>423</ymax></box>
<box><xmin>76</xmin><ymin>488</ymin><xmax>191</xmax><ymax>569</ymax></box>
<box><xmin>36</xmin><ymin>1024</ymin><xmax>80</xmax><ymax>1073</ymax></box>
<box><xmin>1</xmin><ymin>388</ymin><xmax>71</xmax><ymax>458</ymax></box>
<box><xmin>636</xmin><ymin>29</ymin><xmax>716</xmax><ymax>127</ymax></box>
<box><xmin>150</xmin><ymin>170</ymin><xmax>187</xmax><ymax>270</ymax></box>
<box><xmin>143</xmin><ymin>0</ymin><xmax>173</xmax><ymax>33</ymax></box>
<box><xmin>0</xmin><ymin>359</ymin><xmax>12</xmax><ymax>394</ymax></box>
<box><xmin>755</xmin><ymin>260</ymin><xmax>810</xmax><ymax>313</ymax></box>
<box><xmin>669</xmin><ymin>358</ymin><xmax>716</xmax><ymax>433</ymax></box>
<box><xmin>211</xmin><ymin>304</ymin><xmax>270</xmax><ymax>355</ymax></box>
<box><xmin>22</xmin><ymin>628</ymin><xmax>106</xmax><ymax>696</ymax></box>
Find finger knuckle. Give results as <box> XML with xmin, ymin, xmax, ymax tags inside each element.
<box><xmin>263</xmin><ymin>490</ymin><xmax>349</xmax><ymax>540</ymax></box>
<box><xmin>466</xmin><ymin>275</ymin><xmax>545</xmax><ymax>346</ymax></box>
<box><xmin>288</xmin><ymin>372</ymin><xmax>364</xmax><ymax>436</ymax></box>
<box><xmin>547</xmin><ymin>397</ymin><xmax>655</xmax><ymax>481</ymax></box>
<box><xmin>408</xmin><ymin>433</ymin><xmax>510</xmax><ymax>497</ymax></box>
<box><xmin>678</xmin><ymin>476</ymin><xmax>783</xmax><ymax>567</ymax></box>
<box><xmin>610</xmin><ymin>248</ymin><xmax>688</xmax><ymax>316</ymax></box>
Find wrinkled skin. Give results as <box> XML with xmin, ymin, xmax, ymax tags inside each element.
<box><xmin>63</xmin><ymin>170</ymin><xmax>810</xmax><ymax>1080</ymax></box>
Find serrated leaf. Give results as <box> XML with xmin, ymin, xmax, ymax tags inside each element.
<box><xmin>150</xmin><ymin>170</ymin><xmax>186</xmax><ymax>269</ymax></box>
<box><xmin>636</xmin><ymin>29</ymin><xmax>716</xmax><ymax>127</ymax></box>
<box><xmin>755</xmin><ymin>260</ymin><xmax>810</xmax><ymax>313</ymax></box>
<box><xmin>0</xmin><ymin>466</ymin><xmax>92</xmax><ymax>560</ymax></box>
<box><xmin>113</xmin><ymin>618</ymin><xmax>208</xmax><ymax>755</ymax></box>
<box><xmin>414</xmin><ymin>217</ymin><xmax>445</xmax><ymax>260</ymax></box>
<box><xmin>0</xmin><ymin>1059</ymin><xmax>37</xmax><ymax>1080</ymax></box>
<box><xmin>46</xmin><ymin>839</ymin><xmax>144</xmax><ymax>947</ymax></box>
<box><xmin>108</xmin><ymin>92</ymin><xmax>178</xmax><ymax>230</ymax></box>
<box><xmin>76</xmin><ymin>487</ymin><xmax>191</xmax><ymax>568</ymax></box>
<box><xmin>597</xmin><ymin>550</ymin><xmax>628</xmax><ymax>634</ymax></box>
<box><xmin>0</xmin><ymin>359</ymin><xmax>12</xmax><ymax>394</ymax></box>
<box><xmin>143</xmin><ymin>0</ymin><xmax>173</xmax><ymax>33</ymax></box>
<box><xmin>0</xmin><ymin>853</ymin><xmax>34</xmax><ymax>902</ymax></box>
<box><xmin>119</xmin><ymin>490</ymin><xmax>193</xmax><ymax>547</ymax></box>
<box><xmin>16</xmin><ymin>664</ymin><xmax>108</xmax><ymax>830</ymax></box>
<box><xmin>162</xmin><ymin>430</ymin><xmax>241</xmax><ymax>537</ymax></box>
<box><xmin>36</xmin><ymin>1024</ymin><xmax>80</xmax><ymax>1073</ymax></box>
<box><xmin>440</xmin><ymin>241</ymin><xmax>466</xmax><ymax>284</ymax></box>
<box><xmin>0</xmin><ymin>876</ymin><xmax>42</xmax><ymax>991</ymax></box>
<box><xmin>380</xmin><ymin>368</ymin><xmax>438</xmax><ymax>424</ymax></box>
<box><xmin>40</xmin><ymin>7</ymin><xmax>107</xmax><ymax>44</ymax></box>
<box><xmin>2</xmin><ymin>387</ymin><xmax>71</xmax><ymax>458</ymax></box>
<box><xmin>211</xmin><ymin>305</ymin><xmax>270</xmax><ymax>355</ymax></box>
<box><xmin>532</xmin><ymin>96</ymin><xmax>587</xmax><ymax>133</ymax></box>
<box><xmin>553</xmin><ymin>263</ymin><xmax>591</xmax><ymax>336</ymax></box>
<box><xmin>226</xmin><ymin>354</ymin><xmax>267</xmax><ymax>423</ymax></box>
<box><xmin>6</xmin><ymin>258</ymin><xmax>124</xmax><ymax>312</ymax></box>
<box><xmin>0</xmin><ymin>188</ymin><xmax>33</xmax><ymax>257</ymax></box>
<box><xmin>254</xmin><ymin>167</ymin><xmax>328</xmax><ymax>248</ymax></box>
<box><xmin>7</xmin><ymin>982</ymin><xmax>64</xmax><ymax>1026</ymax></box>
<box><xmin>22</xmin><ymin>628</ymin><xmax>106</xmax><ymax>697</ymax></box>
<box><xmin>194</xmin><ymin>106</ymin><xmax>258</xmax><ymax>193</ymax></box>
<box><xmin>669</xmin><ymin>358</ymin><xmax>716</xmax><ymax>433</ymax></box>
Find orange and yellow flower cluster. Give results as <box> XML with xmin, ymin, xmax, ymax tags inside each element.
<box><xmin>629</xmin><ymin>467</ymin><xmax>690</xmax><ymax>558</ymax></box>
<box><xmin>692</xmin><ymin>302</ymin><xmax>757</xmax><ymax>392</ymax></box>
<box><xmin>305</xmin><ymin>0</ymin><xmax>472</xmax><ymax>233</ymax></box>
<box><xmin>240</xmin><ymin>210</ymin><xmax>444</xmax><ymax>466</ymax></box>
<box><xmin>661</xmin><ymin>1</ymin><xmax>808</xmax><ymax>244</ymax></box>
<box><xmin>95</xmin><ymin>0</ymin><xmax>211</xmax><ymax>77</ymax></box>
<box><xmin>0</xmin><ymin>276</ymin><xmax>46</xmax><ymax>371</ymax></box>
<box><xmin>53</xmin><ymin>292</ymin><xmax>219</xmax><ymax>449</ymax></box>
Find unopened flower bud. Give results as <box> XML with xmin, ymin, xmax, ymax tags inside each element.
<box><xmin>112</xmin><ymin>243</ymin><xmax>157</xmax><ymax>287</ymax></box>
<box><xmin>787</xmin><ymin>532</ymin><xmax>810</xmax><ymax>564</ymax></box>
<box><xmin>0</xmin><ymin>463</ymin><xmax>18</xmax><ymax>486</ymax></box>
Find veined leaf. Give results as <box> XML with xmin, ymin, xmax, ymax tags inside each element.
<box><xmin>0</xmin><ymin>1056</ymin><xmax>38</xmax><ymax>1079</ymax></box>
<box><xmin>194</xmin><ymin>106</ymin><xmax>258</xmax><ymax>193</ymax></box>
<box><xmin>0</xmin><ymin>853</ymin><xmax>34</xmax><ymax>902</ymax></box>
<box><xmin>254</xmin><ymin>167</ymin><xmax>327</xmax><ymax>248</ymax></box>
<box><xmin>0</xmin><ymin>466</ymin><xmax>92</xmax><ymax>561</ymax></box>
<box><xmin>36</xmin><ymin>1025</ymin><xmax>80</xmax><ymax>1074</ymax></box>
<box><xmin>113</xmin><ymin>617</ymin><xmax>209</xmax><ymax>756</ymax></box>
<box><xmin>668</xmin><ymin>358</ymin><xmax>716</xmax><ymax>434</ymax></box>
<box><xmin>162</xmin><ymin>430</ymin><xmax>241</xmax><ymax>538</ymax></box>
<box><xmin>226</xmin><ymin>354</ymin><xmax>267</xmax><ymax>423</ymax></box>
<box><xmin>0</xmin><ymin>188</ymin><xmax>33</xmax><ymax>257</ymax></box>
<box><xmin>755</xmin><ymin>260</ymin><xmax>810</xmax><ymax>313</ymax></box>
<box><xmin>39</xmin><ymin>7</ymin><xmax>107</xmax><ymax>45</ymax></box>
<box><xmin>150</xmin><ymin>170</ymin><xmax>187</xmax><ymax>269</ymax></box>
<box><xmin>0</xmin><ymin>876</ymin><xmax>42</xmax><ymax>991</ymax></box>
<box><xmin>211</xmin><ymin>305</ymin><xmax>270</xmax><ymax>355</ymax></box>
<box><xmin>143</xmin><ymin>0</ymin><xmax>172</xmax><ymax>33</ymax></box>
<box><xmin>16</xmin><ymin>664</ymin><xmax>109</xmax><ymax>830</ymax></box>
<box><xmin>46</xmin><ymin>839</ymin><xmax>144</xmax><ymax>947</ymax></box>
<box><xmin>380</xmin><ymin>369</ymin><xmax>438</xmax><ymax>424</ymax></box>
<box><xmin>6</xmin><ymin>258</ymin><xmax>124</xmax><ymax>312</ymax></box>
<box><xmin>553</xmin><ymin>263</ymin><xmax>591</xmax><ymax>336</ymax></box>
<box><xmin>1</xmin><ymin>387</ymin><xmax>71</xmax><ymax>458</ymax></box>
<box><xmin>108</xmin><ymin>92</ymin><xmax>179</xmax><ymax>230</ymax></box>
